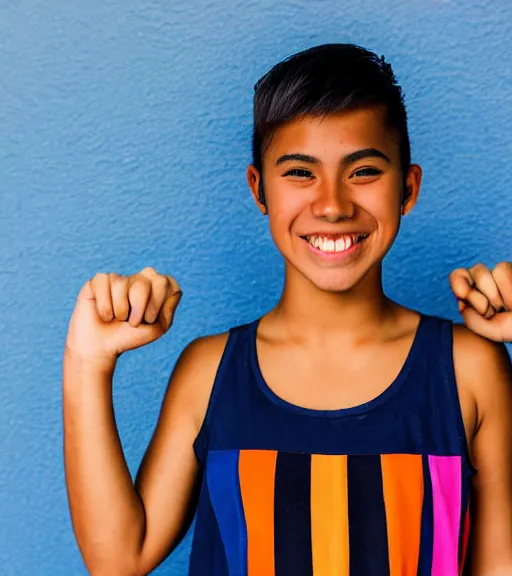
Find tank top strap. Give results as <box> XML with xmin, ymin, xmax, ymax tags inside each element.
<box><xmin>192</xmin><ymin>319</ymin><xmax>256</xmax><ymax>464</ymax></box>
<box><xmin>420</xmin><ymin>314</ymin><xmax>474</xmax><ymax>470</ymax></box>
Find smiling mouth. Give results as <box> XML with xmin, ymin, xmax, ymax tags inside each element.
<box><xmin>300</xmin><ymin>233</ymin><xmax>370</xmax><ymax>253</ymax></box>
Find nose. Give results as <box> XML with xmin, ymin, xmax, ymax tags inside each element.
<box><xmin>311</xmin><ymin>180</ymin><xmax>355</xmax><ymax>222</ymax></box>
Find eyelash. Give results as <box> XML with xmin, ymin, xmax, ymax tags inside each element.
<box><xmin>282</xmin><ymin>167</ymin><xmax>382</xmax><ymax>179</ymax></box>
<box><xmin>283</xmin><ymin>168</ymin><xmax>313</xmax><ymax>178</ymax></box>
<box><xmin>352</xmin><ymin>167</ymin><xmax>381</xmax><ymax>178</ymax></box>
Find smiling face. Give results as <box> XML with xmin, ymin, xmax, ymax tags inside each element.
<box><xmin>247</xmin><ymin>106</ymin><xmax>422</xmax><ymax>293</ymax></box>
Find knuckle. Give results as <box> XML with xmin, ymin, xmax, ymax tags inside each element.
<box><xmin>448</xmin><ymin>270</ymin><xmax>459</xmax><ymax>282</ymax></box>
<box><xmin>449</xmin><ymin>268</ymin><xmax>471</xmax><ymax>288</ymax></box>
<box><xmin>470</xmin><ymin>263</ymin><xmax>486</xmax><ymax>278</ymax></box>
<box><xmin>494</xmin><ymin>261</ymin><xmax>512</xmax><ymax>276</ymax></box>
<box><xmin>167</xmin><ymin>274</ymin><xmax>181</xmax><ymax>294</ymax></box>
<box><xmin>449</xmin><ymin>267</ymin><xmax>465</xmax><ymax>277</ymax></box>
<box><xmin>154</xmin><ymin>275</ymin><xmax>169</xmax><ymax>291</ymax></box>
<box><xmin>141</xmin><ymin>266</ymin><xmax>157</xmax><ymax>275</ymax></box>
<box><xmin>93</xmin><ymin>272</ymin><xmax>109</xmax><ymax>283</ymax></box>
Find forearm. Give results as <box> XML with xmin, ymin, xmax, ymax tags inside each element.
<box><xmin>62</xmin><ymin>351</ymin><xmax>145</xmax><ymax>575</ymax></box>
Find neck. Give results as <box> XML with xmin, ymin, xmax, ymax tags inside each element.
<box><xmin>272</xmin><ymin>264</ymin><xmax>396</xmax><ymax>344</ymax></box>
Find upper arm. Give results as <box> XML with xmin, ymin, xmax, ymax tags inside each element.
<box><xmin>453</xmin><ymin>326</ymin><xmax>512</xmax><ymax>574</ymax></box>
<box><xmin>133</xmin><ymin>331</ymin><xmax>229</xmax><ymax>576</ymax></box>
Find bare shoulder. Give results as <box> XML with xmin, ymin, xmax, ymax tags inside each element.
<box><xmin>166</xmin><ymin>331</ymin><xmax>231</xmax><ymax>432</ymax></box>
<box><xmin>452</xmin><ymin>323</ymin><xmax>511</xmax><ymax>388</ymax></box>
<box><xmin>452</xmin><ymin>322</ymin><xmax>512</xmax><ymax>431</ymax></box>
<box><xmin>178</xmin><ymin>331</ymin><xmax>231</xmax><ymax>372</ymax></box>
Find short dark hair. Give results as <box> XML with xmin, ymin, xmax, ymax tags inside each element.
<box><xmin>252</xmin><ymin>43</ymin><xmax>411</xmax><ymax>205</ymax></box>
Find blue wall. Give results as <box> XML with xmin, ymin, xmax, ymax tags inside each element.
<box><xmin>1</xmin><ymin>1</ymin><xmax>510</xmax><ymax>574</ymax></box>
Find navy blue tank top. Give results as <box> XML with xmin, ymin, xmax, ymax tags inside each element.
<box><xmin>187</xmin><ymin>313</ymin><xmax>473</xmax><ymax>576</ymax></box>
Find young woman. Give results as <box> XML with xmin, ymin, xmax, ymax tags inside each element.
<box><xmin>63</xmin><ymin>45</ymin><xmax>512</xmax><ymax>576</ymax></box>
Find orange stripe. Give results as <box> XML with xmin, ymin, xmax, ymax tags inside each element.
<box><xmin>381</xmin><ymin>454</ymin><xmax>423</xmax><ymax>576</ymax></box>
<box><xmin>238</xmin><ymin>450</ymin><xmax>277</xmax><ymax>576</ymax></box>
<box><xmin>311</xmin><ymin>454</ymin><xmax>349</xmax><ymax>576</ymax></box>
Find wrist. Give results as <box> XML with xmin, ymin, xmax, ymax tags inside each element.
<box><xmin>63</xmin><ymin>344</ymin><xmax>119</xmax><ymax>376</ymax></box>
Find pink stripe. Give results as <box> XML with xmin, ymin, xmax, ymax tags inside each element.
<box><xmin>428</xmin><ymin>455</ymin><xmax>462</xmax><ymax>576</ymax></box>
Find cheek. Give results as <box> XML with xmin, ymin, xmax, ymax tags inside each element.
<box><xmin>372</xmin><ymin>196</ymin><xmax>401</xmax><ymax>222</ymax></box>
<box><xmin>267</xmin><ymin>187</ymin><xmax>308</xmax><ymax>228</ymax></box>
<box><xmin>267</xmin><ymin>210</ymin><xmax>297</xmax><ymax>246</ymax></box>
<box><xmin>359</xmin><ymin>182</ymin><xmax>402</xmax><ymax>222</ymax></box>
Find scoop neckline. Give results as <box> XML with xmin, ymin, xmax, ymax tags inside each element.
<box><xmin>249</xmin><ymin>313</ymin><xmax>427</xmax><ymax>419</ymax></box>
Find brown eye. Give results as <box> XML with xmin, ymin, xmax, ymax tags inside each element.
<box><xmin>283</xmin><ymin>168</ymin><xmax>313</xmax><ymax>178</ymax></box>
<box><xmin>351</xmin><ymin>167</ymin><xmax>381</xmax><ymax>178</ymax></box>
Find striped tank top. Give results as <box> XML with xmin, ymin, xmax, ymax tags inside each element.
<box><xmin>188</xmin><ymin>313</ymin><xmax>474</xmax><ymax>575</ymax></box>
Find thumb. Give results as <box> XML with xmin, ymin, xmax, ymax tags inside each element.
<box><xmin>113</xmin><ymin>321</ymin><xmax>167</xmax><ymax>354</ymax></box>
<box><xmin>160</xmin><ymin>290</ymin><xmax>183</xmax><ymax>332</ymax></box>
<box><xmin>460</xmin><ymin>307</ymin><xmax>511</xmax><ymax>343</ymax></box>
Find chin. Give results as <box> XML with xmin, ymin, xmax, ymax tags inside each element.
<box><xmin>306</xmin><ymin>270</ymin><xmax>364</xmax><ymax>294</ymax></box>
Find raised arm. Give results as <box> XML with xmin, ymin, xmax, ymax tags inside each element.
<box><xmin>63</xmin><ymin>267</ymin><xmax>227</xmax><ymax>575</ymax></box>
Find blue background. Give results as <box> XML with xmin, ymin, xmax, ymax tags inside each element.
<box><xmin>1</xmin><ymin>0</ymin><xmax>511</xmax><ymax>574</ymax></box>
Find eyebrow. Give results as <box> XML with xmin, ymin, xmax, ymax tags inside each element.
<box><xmin>275</xmin><ymin>148</ymin><xmax>391</xmax><ymax>167</ymax></box>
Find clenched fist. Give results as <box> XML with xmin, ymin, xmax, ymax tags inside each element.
<box><xmin>450</xmin><ymin>262</ymin><xmax>512</xmax><ymax>343</ymax></box>
<box><xmin>65</xmin><ymin>267</ymin><xmax>182</xmax><ymax>367</ymax></box>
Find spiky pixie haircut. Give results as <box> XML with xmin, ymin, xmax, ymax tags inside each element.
<box><xmin>252</xmin><ymin>44</ymin><xmax>411</xmax><ymax>206</ymax></box>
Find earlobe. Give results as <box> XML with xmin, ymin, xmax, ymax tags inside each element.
<box><xmin>401</xmin><ymin>187</ymin><xmax>412</xmax><ymax>215</ymax></box>
<box><xmin>401</xmin><ymin>193</ymin><xmax>414</xmax><ymax>216</ymax></box>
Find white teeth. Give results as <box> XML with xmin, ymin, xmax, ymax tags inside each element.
<box><xmin>307</xmin><ymin>234</ymin><xmax>361</xmax><ymax>253</ymax></box>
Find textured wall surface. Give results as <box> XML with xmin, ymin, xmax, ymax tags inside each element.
<box><xmin>1</xmin><ymin>0</ymin><xmax>511</xmax><ymax>574</ymax></box>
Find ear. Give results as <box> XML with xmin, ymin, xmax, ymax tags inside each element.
<box><xmin>401</xmin><ymin>163</ymin><xmax>423</xmax><ymax>216</ymax></box>
<box><xmin>246</xmin><ymin>164</ymin><xmax>267</xmax><ymax>215</ymax></box>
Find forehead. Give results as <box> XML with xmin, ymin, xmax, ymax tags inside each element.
<box><xmin>265</xmin><ymin>107</ymin><xmax>399</xmax><ymax>162</ymax></box>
